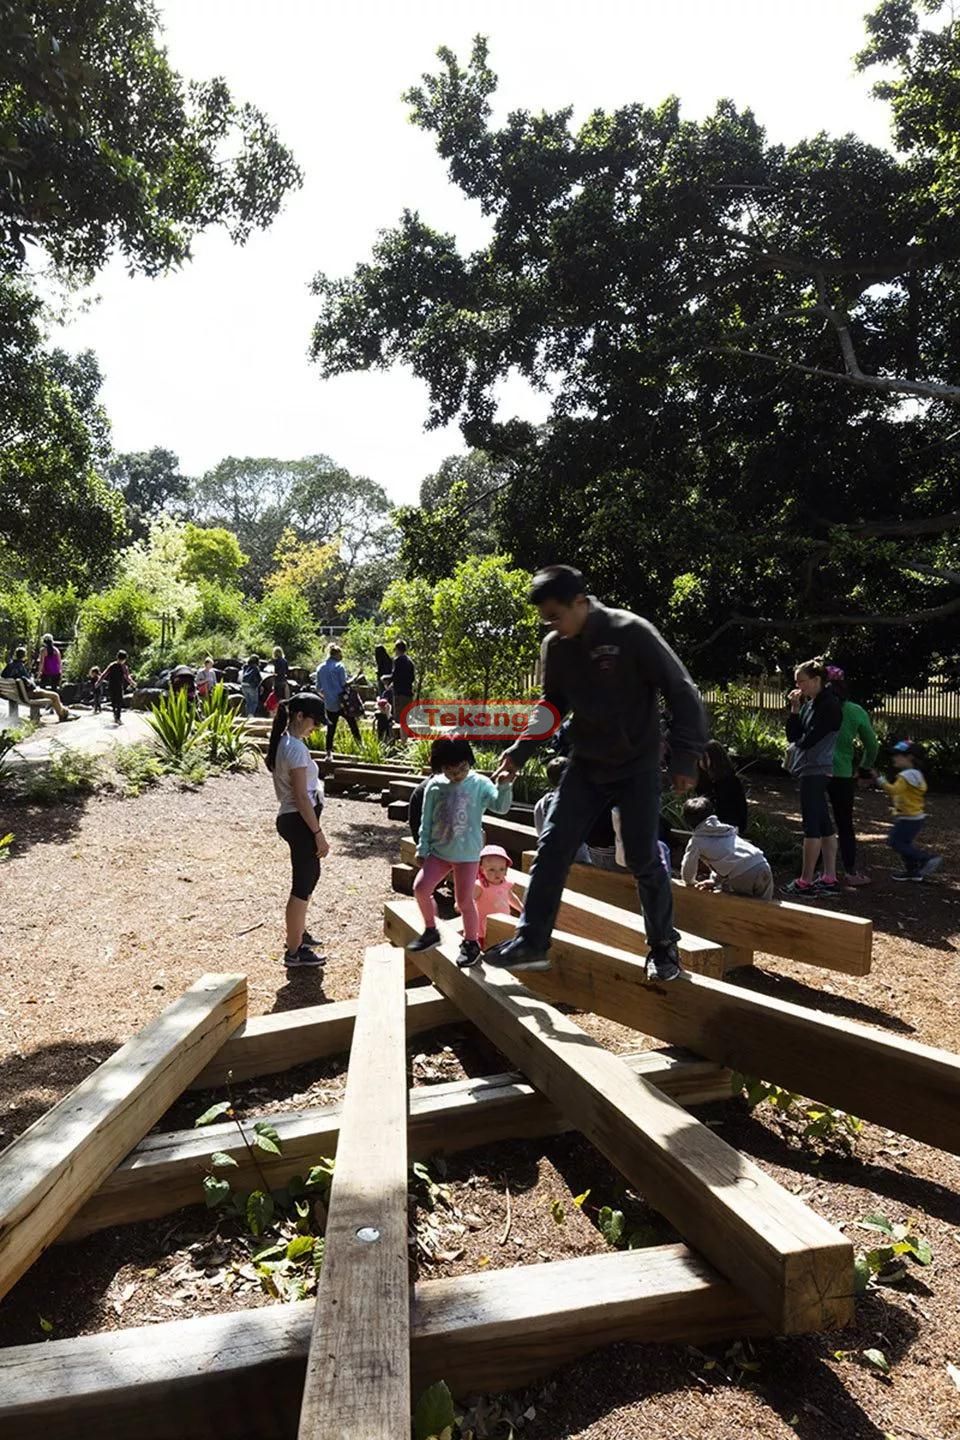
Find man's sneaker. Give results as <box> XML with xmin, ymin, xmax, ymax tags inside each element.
<box><xmin>457</xmin><ymin>939</ymin><xmax>482</xmax><ymax>968</ymax></box>
<box><xmin>891</xmin><ymin>872</ymin><xmax>922</xmax><ymax>883</ymax></box>
<box><xmin>284</xmin><ymin>946</ymin><xmax>326</xmax><ymax>967</ymax></box>
<box><xmin>921</xmin><ymin>855</ymin><xmax>944</xmax><ymax>880</ymax></box>
<box><xmin>406</xmin><ymin>927</ymin><xmax>441</xmax><ymax>953</ymax></box>
<box><xmin>645</xmin><ymin>943</ymin><xmax>682</xmax><ymax>983</ymax></box>
<box><xmin>483</xmin><ymin>937</ymin><xmax>552</xmax><ymax>972</ymax></box>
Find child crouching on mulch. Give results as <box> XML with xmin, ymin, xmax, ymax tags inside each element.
<box><xmin>680</xmin><ymin>795</ymin><xmax>774</xmax><ymax>899</ymax></box>
<box><xmin>409</xmin><ymin>735</ymin><xmax>514</xmax><ymax>968</ymax></box>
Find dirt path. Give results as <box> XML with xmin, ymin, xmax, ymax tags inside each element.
<box><xmin>0</xmin><ymin>771</ymin><xmax>959</xmax><ymax>1439</ymax></box>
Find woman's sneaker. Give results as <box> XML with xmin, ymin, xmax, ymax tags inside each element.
<box><xmin>921</xmin><ymin>855</ymin><xmax>944</xmax><ymax>880</ymax></box>
<box><xmin>843</xmin><ymin>871</ymin><xmax>872</xmax><ymax>888</ymax></box>
<box><xmin>407</xmin><ymin>927</ymin><xmax>441</xmax><ymax>953</ymax></box>
<box><xmin>814</xmin><ymin>878</ymin><xmax>841</xmax><ymax>899</ymax></box>
<box><xmin>457</xmin><ymin>939</ymin><xmax>482</xmax><ymax>968</ymax></box>
<box><xmin>781</xmin><ymin>878</ymin><xmax>820</xmax><ymax>898</ymax></box>
<box><xmin>284</xmin><ymin>946</ymin><xmax>326</xmax><ymax>967</ymax></box>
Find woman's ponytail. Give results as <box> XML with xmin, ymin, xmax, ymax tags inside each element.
<box><xmin>265</xmin><ymin>701</ymin><xmax>289</xmax><ymax>772</ymax></box>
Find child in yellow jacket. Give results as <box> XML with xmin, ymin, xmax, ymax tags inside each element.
<box><xmin>874</xmin><ymin>740</ymin><xmax>942</xmax><ymax>882</ymax></box>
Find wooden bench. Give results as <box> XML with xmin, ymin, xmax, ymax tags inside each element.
<box><xmin>0</xmin><ymin>678</ymin><xmax>49</xmax><ymax>724</ymax></box>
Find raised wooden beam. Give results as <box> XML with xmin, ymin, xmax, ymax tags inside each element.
<box><xmin>396</xmin><ymin>840</ymin><xmax>741</xmax><ymax>979</ymax></box>
<box><xmin>0</xmin><ymin>1245</ymin><xmax>767</xmax><ymax>1438</ymax></box>
<box><xmin>484</xmin><ymin>910</ymin><xmax>960</xmax><ymax>1155</ymax></box>
<box><xmin>386</xmin><ymin>903</ymin><xmax>853</xmax><ymax>1334</ymax></box>
<box><xmin>190</xmin><ymin>983</ymin><xmax>458</xmax><ymax>1089</ymax></box>
<box><xmin>64</xmin><ymin>1049</ymin><xmax>732</xmax><ymax>1241</ymax></box>
<box><xmin>0</xmin><ymin>974</ymin><xmax>246</xmax><ymax>1302</ymax></box>
<box><xmin>519</xmin><ymin>849</ymin><xmax>872</xmax><ymax>977</ymax></box>
<box><xmin>298</xmin><ymin>946</ymin><xmax>410</xmax><ymax>1437</ymax></box>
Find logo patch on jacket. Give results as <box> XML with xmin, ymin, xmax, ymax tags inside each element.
<box><xmin>590</xmin><ymin>644</ymin><xmax>620</xmax><ymax>672</ymax></box>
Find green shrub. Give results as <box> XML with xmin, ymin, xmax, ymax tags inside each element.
<box><xmin>111</xmin><ymin>743</ymin><xmax>164</xmax><ymax>797</ymax></box>
<box><xmin>37</xmin><ymin>583</ymin><xmax>81</xmax><ymax>640</ymax></box>
<box><xmin>21</xmin><ymin>748</ymin><xmax>103</xmax><ymax>803</ymax></box>
<box><xmin>708</xmin><ymin>684</ymin><xmax>783</xmax><ymax>762</ymax></box>
<box><xmin>246</xmin><ymin>586</ymin><xmax>318</xmax><ymax>665</ymax></box>
<box><xmin>71</xmin><ymin>583</ymin><xmax>159</xmax><ymax>679</ymax></box>
<box><xmin>744</xmin><ymin>805</ymin><xmax>797</xmax><ymax>866</ymax></box>
<box><xmin>181</xmin><ymin>583</ymin><xmax>248</xmax><ymax>642</ymax></box>
<box><xmin>0</xmin><ymin>582</ymin><xmax>40</xmax><ymax>656</ymax></box>
<box><xmin>339</xmin><ymin>615</ymin><xmax>381</xmax><ymax>678</ymax></box>
<box><xmin>144</xmin><ymin>685</ymin><xmax>199</xmax><ymax>765</ymax></box>
<box><xmin>198</xmin><ymin>684</ymin><xmax>257</xmax><ymax>770</ymax></box>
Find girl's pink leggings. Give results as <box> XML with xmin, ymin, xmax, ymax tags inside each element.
<box><xmin>414</xmin><ymin>856</ymin><xmax>480</xmax><ymax>941</ymax></box>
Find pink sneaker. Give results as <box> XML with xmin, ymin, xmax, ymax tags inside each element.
<box><xmin>843</xmin><ymin>872</ymin><xmax>872</xmax><ymax>887</ymax></box>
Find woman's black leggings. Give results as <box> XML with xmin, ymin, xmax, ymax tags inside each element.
<box><xmin>276</xmin><ymin>802</ymin><xmax>323</xmax><ymax>900</ymax></box>
<box><xmin>827</xmin><ymin>776</ymin><xmax>857</xmax><ymax>872</ymax></box>
<box><xmin>325</xmin><ymin>711</ymin><xmax>362</xmax><ymax>752</ymax></box>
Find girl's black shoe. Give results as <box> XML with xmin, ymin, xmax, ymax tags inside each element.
<box><xmin>406</xmin><ymin>927</ymin><xmax>441</xmax><ymax>952</ymax></box>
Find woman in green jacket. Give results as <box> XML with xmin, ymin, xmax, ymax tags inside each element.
<box><xmin>826</xmin><ymin>666</ymin><xmax>879</xmax><ymax>887</ymax></box>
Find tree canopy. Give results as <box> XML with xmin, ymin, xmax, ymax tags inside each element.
<box><xmin>1</xmin><ymin>0</ymin><xmax>301</xmax><ymax>588</ymax></box>
<box><xmin>311</xmin><ymin>2</ymin><xmax>960</xmax><ymax>694</ymax></box>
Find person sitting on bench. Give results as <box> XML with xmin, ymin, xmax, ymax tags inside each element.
<box><xmin>1</xmin><ymin>646</ymin><xmax>77</xmax><ymax>721</ymax></box>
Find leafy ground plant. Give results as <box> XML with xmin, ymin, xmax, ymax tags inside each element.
<box><xmin>198</xmin><ymin>683</ymin><xmax>257</xmax><ymax>770</ymax></box>
<box><xmin>853</xmin><ymin>1211</ymin><xmax>933</xmax><ymax>1291</ymax></box>
<box><xmin>20</xmin><ymin>748</ymin><xmax>103</xmax><ymax>804</ymax></box>
<box><xmin>0</xmin><ymin>832</ymin><xmax>12</xmax><ymax>860</ymax></box>
<box><xmin>110</xmin><ymin>742</ymin><xmax>164</xmax><ymax>797</ymax></box>
<box><xmin>145</xmin><ymin>685</ymin><xmax>198</xmax><ymax>765</ymax></box>
<box><xmin>732</xmin><ymin>1074</ymin><xmax>863</xmax><ymax>1153</ymax></box>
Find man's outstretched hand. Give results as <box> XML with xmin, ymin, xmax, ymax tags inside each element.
<box><xmin>493</xmin><ymin>756</ymin><xmax>518</xmax><ymax>785</ymax></box>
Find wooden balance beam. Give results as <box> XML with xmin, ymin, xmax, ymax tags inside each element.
<box><xmin>298</xmin><ymin>947</ymin><xmax>410</xmax><ymax>1438</ymax></box>
<box><xmin>64</xmin><ymin>1048</ymin><xmax>731</xmax><ymax>1241</ymax></box>
<box><xmin>394</xmin><ymin>841</ymin><xmax>743</xmax><ymax>978</ymax></box>
<box><xmin>481</xmin><ymin>911</ymin><xmax>960</xmax><ymax>1155</ymax></box>
<box><xmin>515</xmin><ymin>845</ymin><xmax>872</xmax><ymax>977</ymax></box>
<box><xmin>0</xmin><ymin>974</ymin><xmax>246</xmax><ymax>1302</ymax></box>
<box><xmin>189</xmin><ymin>983</ymin><xmax>458</xmax><ymax>1089</ymax></box>
<box><xmin>0</xmin><ymin>1244</ymin><xmax>767</xmax><ymax>1439</ymax></box>
<box><xmin>387</xmin><ymin>903</ymin><xmax>853</xmax><ymax>1335</ymax></box>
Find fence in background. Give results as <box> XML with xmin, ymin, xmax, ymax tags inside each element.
<box><xmin>700</xmin><ymin>680</ymin><xmax>960</xmax><ymax>739</ymax></box>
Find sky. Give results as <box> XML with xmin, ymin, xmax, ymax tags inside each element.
<box><xmin>48</xmin><ymin>0</ymin><xmax>894</xmax><ymax>506</ymax></box>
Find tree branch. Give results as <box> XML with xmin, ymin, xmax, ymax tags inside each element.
<box><xmin>898</xmin><ymin>561</ymin><xmax>960</xmax><ymax>586</ymax></box>
<box><xmin>693</xmin><ymin>594</ymin><xmax>960</xmax><ymax>653</ymax></box>
<box><xmin>717</xmin><ymin>346</ymin><xmax>960</xmax><ymax>406</ymax></box>
<box><xmin>846</xmin><ymin>510</ymin><xmax>960</xmax><ymax>537</ymax></box>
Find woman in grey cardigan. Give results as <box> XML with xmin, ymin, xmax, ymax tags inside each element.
<box><xmin>783</xmin><ymin>657</ymin><xmax>843</xmax><ymax>898</ymax></box>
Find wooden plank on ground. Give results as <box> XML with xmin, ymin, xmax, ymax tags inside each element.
<box><xmin>191</xmin><ymin>980</ymin><xmax>458</xmax><ymax>1088</ymax></box>
<box><xmin>65</xmin><ymin>1049</ymin><xmax>731</xmax><ymax>1240</ymax></box>
<box><xmin>484</xmin><ymin>910</ymin><xmax>960</xmax><ymax>1155</ymax></box>
<box><xmin>0</xmin><ymin>1244</ymin><xmax>767</xmax><ymax>1439</ymax></box>
<box><xmin>386</xmin><ymin>902</ymin><xmax>853</xmax><ymax>1334</ymax></box>
<box><xmin>387</xmin><ymin>799</ymin><xmax>408</xmax><ymax>821</ymax></box>
<box><xmin>0</xmin><ymin>974</ymin><xmax>246</xmax><ymax>1302</ymax></box>
<box><xmin>298</xmin><ymin>946</ymin><xmax>410</xmax><ymax>1438</ymax></box>
<box><xmin>520</xmin><ymin>849</ymin><xmax>872</xmax><ymax>976</ymax></box>
<box><xmin>396</xmin><ymin>841</ymin><xmax>742</xmax><ymax>978</ymax></box>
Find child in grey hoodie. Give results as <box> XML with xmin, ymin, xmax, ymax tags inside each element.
<box><xmin>681</xmin><ymin>796</ymin><xmax>774</xmax><ymax>900</ymax></box>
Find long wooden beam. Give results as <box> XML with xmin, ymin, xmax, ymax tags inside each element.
<box><xmin>190</xmin><ymin>984</ymin><xmax>459</xmax><ymax>1089</ymax></box>
<box><xmin>518</xmin><ymin>847</ymin><xmax>872</xmax><ymax>977</ymax></box>
<box><xmin>0</xmin><ymin>1245</ymin><xmax>767</xmax><ymax>1438</ymax></box>
<box><xmin>395</xmin><ymin>841</ymin><xmax>744</xmax><ymax>977</ymax></box>
<box><xmin>484</xmin><ymin>910</ymin><xmax>960</xmax><ymax>1155</ymax></box>
<box><xmin>64</xmin><ymin>1049</ymin><xmax>732</xmax><ymax>1241</ymax></box>
<box><xmin>0</xmin><ymin>974</ymin><xmax>246</xmax><ymax>1302</ymax></box>
<box><xmin>298</xmin><ymin>947</ymin><xmax>410</xmax><ymax>1437</ymax></box>
<box><xmin>386</xmin><ymin>903</ymin><xmax>853</xmax><ymax>1335</ymax></box>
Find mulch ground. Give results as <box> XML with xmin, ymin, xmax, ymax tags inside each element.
<box><xmin>0</xmin><ymin>769</ymin><xmax>959</xmax><ymax>1439</ymax></box>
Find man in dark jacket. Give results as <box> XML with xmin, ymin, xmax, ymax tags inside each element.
<box><xmin>487</xmin><ymin>565</ymin><xmax>708</xmax><ymax>981</ymax></box>
<box><xmin>388</xmin><ymin>641</ymin><xmax>415</xmax><ymax>727</ymax></box>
